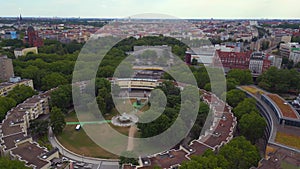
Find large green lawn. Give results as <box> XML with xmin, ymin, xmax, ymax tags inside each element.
<box><xmin>57</xmin><ymin>111</ymin><xmax>129</xmax><ymax>159</ymax></box>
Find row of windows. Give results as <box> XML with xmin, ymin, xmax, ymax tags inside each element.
<box><xmin>261</xmin><ymin>95</ymin><xmax>300</xmax><ymax>128</ymax></box>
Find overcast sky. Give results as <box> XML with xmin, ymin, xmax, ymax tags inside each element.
<box><xmin>0</xmin><ymin>0</ymin><xmax>299</xmax><ymax>19</ymax></box>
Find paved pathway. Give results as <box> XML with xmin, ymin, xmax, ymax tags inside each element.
<box><xmin>127</xmin><ymin>125</ymin><xmax>137</xmax><ymax>151</ymax></box>
<box><xmin>66</xmin><ymin>120</ymin><xmax>111</xmax><ymax>125</ymax></box>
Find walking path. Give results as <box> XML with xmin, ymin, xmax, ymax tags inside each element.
<box><xmin>127</xmin><ymin>125</ymin><xmax>137</xmax><ymax>151</ymax></box>
<box><xmin>66</xmin><ymin>120</ymin><xmax>111</xmax><ymax>125</ymax></box>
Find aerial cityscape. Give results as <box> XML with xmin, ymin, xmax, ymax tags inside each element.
<box><xmin>0</xmin><ymin>1</ymin><xmax>300</xmax><ymax>169</ymax></box>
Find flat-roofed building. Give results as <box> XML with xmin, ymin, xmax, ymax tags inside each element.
<box><xmin>14</xmin><ymin>47</ymin><xmax>38</xmax><ymax>58</ymax></box>
<box><xmin>0</xmin><ymin>55</ymin><xmax>14</xmax><ymax>82</ymax></box>
<box><xmin>0</xmin><ymin>79</ymin><xmax>34</xmax><ymax>96</ymax></box>
<box><xmin>280</xmin><ymin>42</ymin><xmax>300</xmax><ymax>58</ymax></box>
<box><xmin>289</xmin><ymin>49</ymin><xmax>300</xmax><ymax>64</ymax></box>
<box><xmin>249</xmin><ymin>52</ymin><xmax>272</xmax><ymax>75</ymax></box>
<box><xmin>0</xmin><ymin>90</ymin><xmax>58</xmax><ymax>169</ymax></box>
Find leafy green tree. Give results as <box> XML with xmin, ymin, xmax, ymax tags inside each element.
<box><xmin>0</xmin><ymin>157</ymin><xmax>30</xmax><ymax>169</ymax></box>
<box><xmin>50</xmin><ymin>107</ymin><xmax>66</xmax><ymax>135</ymax></box>
<box><xmin>190</xmin><ymin>102</ymin><xmax>210</xmax><ymax>139</ymax></box>
<box><xmin>20</xmin><ymin>65</ymin><xmax>46</xmax><ymax>89</ymax></box>
<box><xmin>50</xmin><ymin>84</ymin><xmax>72</xmax><ymax>111</ymax></box>
<box><xmin>96</xmin><ymin>96</ymin><xmax>106</xmax><ymax>115</ymax></box>
<box><xmin>7</xmin><ymin>85</ymin><xmax>37</xmax><ymax>104</ymax></box>
<box><xmin>226</xmin><ymin>78</ymin><xmax>239</xmax><ymax>91</ymax></box>
<box><xmin>239</xmin><ymin>112</ymin><xmax>267</xmax><ymax>143</ymax></box>
<box><xmin>95</xmin><ymin>78</ymin><xmax>111</xmax><ymax>95</ymax></box>
<box><xmin>180</xmin><ymin>150</ymin><xmax>229</xmax><ymax>169</ymax></box>
<box><xmin>28</xmin><ymin>119</ymin><xmax>49</xmax><ymax>137</ymax></box>
<box><xmin>181</xmin><ymin>137</ymin><xmax>260</xmax><ymax>169</ymax></box>
<box><xmin>119</xmin><ymin>151</ymin><xmax>139</xmax><ymax>165</ymax></box>
<box><xmin>0</xmin><ymin>97</ymin><xmax>17</xmax><ymax>121</ymax></box>
<box><xmin>192</xmin><ymin>67</ymin><xmax>210</xmax><ymax>89</ymax></box>
<box><xmin>0</xmin><ymin>39</ymin><xmax>24</xmax><ymax>48</ymax></box>
<box><xmin>138</xmin><ymin>112</ymin><xmax>171</xmax><ymax>138</ymax></box>
<box><xmin>95</xmin><ymin>82</ymin><xmax>115</xmax><ymax>115</ymax></box>
<box><xmin>258</xmin><ymin>67</ymin><xmax>300</xmax><ymax>93</ymax></box>
<box><xmin>158</xmin><ymin>81</ymin><xmax>180</xmax><ymax>96</ymax></box>
<box><xmin>219</xmin><ymin>136</ymin><xmax>260</xmax><ymax>169</ymax></box>
<box><xmin>223</xmin><ymin>89</ymin><xmax>246</xmax><ymax>107</ymax></box>
<box><xmin>227</xmin><ymin>69</ymin><xmax>253</xmax><ymax>85</ymax></box>
<box><xmin>233</xmin><ymin>98</ymin><xmax>258</xmax><ymax>120</ymax></box>
<box><xmin>41</xmin><ymin>72</ymin><xmax>68</xmax><ymax>91</ymax></box>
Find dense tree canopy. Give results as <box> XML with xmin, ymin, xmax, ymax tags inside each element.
<box><xmin>41</xmin><ymin>72</ymin><xmax>68</xmax><ymax>91</ymax></box>
<box><xmin>28</xmin><ymin>119</ymin><xmax>49</xmax><ymax>137</ymax></box>
<box><xmin>181</xmin><ymin>137</ymin><xmax>260</xmax><ymax>169</ymax></box>
<box><xmin>227</xmin><ymin>69</ymin><xmax>253</xmax><ymax>85</ymax></box>
<box><xmin>50</xmin><ymin>84</ymin><xmax>72</xmax><ymax>112</ymax></box>
<box><xmin>7</xmin><ymin>85</ymin><xmax>37</xmax><ymax>104</ymax></box>
<box><xmin>258</xmin><ymin>67</ymin><xmax>300</xmax><ymax>93</ymax></box>
<box><xmin>180</xmin><ymin>150</ymin><xmax>229</xmax><ymax>169</ymax></box>
<box><xmin>0</xmin><ymin>157</ymin><xmax>30</xmax><ymax>169</ymax></box>
<box><xmin>50</xmin><ymin>107</ymin><xmax>66</xmax><ymax>135</ymax></box>
<box><xmin>223</xmin><ymin>89</ymin><xmax>246</xmax><ymax>107</ymax></box>
<box><xmin>219</xmin><ymin>136</ymin><xmax>261</xmax><ymax>169</ymax></box>
<box><xmin>0</xmin><ymin>97</ymin><xmax>17</xmax><ymax>121</ymax></box>
<box><xmin>239</xmin><ymin>112</ymin><xmax>267</xmax><ymax>143</ymax></box>
<box><xmin>138</xmin><ymin>81</ymin><xmax>181</xmax><ymax>138</ymax></box>
<box><xmin>233</xmin><ymin>98</ymin><xmax>258</xmax><ymax>120</ymax></box>
<box><xmin>190</xmin><ymin>102</ymin><xmax>210</xmax><ymax>139</ymax></box>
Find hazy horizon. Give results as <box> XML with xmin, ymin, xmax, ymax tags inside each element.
<box><xmin>0</xmin><ymin>0</ymin><xmax>299</xmax><ymax>20</ymax></box>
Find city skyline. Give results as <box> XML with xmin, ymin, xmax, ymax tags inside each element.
<box><xmin>0</xmin><ymin>0</ymin><xmax>300</xmax><ymax>19</ymax></box>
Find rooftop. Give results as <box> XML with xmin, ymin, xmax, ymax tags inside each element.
<box><xmin>267</xmin><ymin>94</ymin><xmax>300</xmax><ymax>120</ymax></box>
<box><xmin>11</xmin><ymin>141</ymin><xmax>49</xmax><ymax>169</ymax></box>
<box><xmin>1</xmin><ymin>132</ymin><xmax>28</xmax><ymax>150</ymax></box>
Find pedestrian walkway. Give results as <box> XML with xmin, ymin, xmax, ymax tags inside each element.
<box><xmin>66</xmin><ymin>120</ymin><xmax>111</xmax><ymax>125</ymax></box>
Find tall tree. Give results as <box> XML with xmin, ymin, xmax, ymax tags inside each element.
<box><xmin>41</xmin><ymin>72</ymin><xmax>68</xmax><ymax>91</ymax></box>
<box><xmin>219</xmin><ymin>136</ymin><xmax>261</xmax><ymax>169</ymax></box>
<box><xmin>0</xmin><ymin>157</ymin><xmax>30</xmax><ymax>169</ymax></box>
<box><xmin>50</xmin><ymin>107</ymin><xmax>66</xmax><ymax>135</ymax></box>
<box><xmin>233</xmin><ymin>98</ymin><xmax>258</xmax><ymax>120</ymax></box>
<box><xmin>0</xmin><ymin>97</ymin><xmax>17</xmax><ymax>121</ymax></box>
<box><xmin>227</xmin><ymin>69</ymin><xmax>253</xmax><ymax>85</ymax></box>
<box><xmin>223</xmin><ymin>89</ymin><xmax>246</xmax><ymax>107</ymax></box>
<box><xmin>28</xmin><ymin>119</ymin><xmax>49</xmax><ymax>137</ymax></box>
<box><xmin>50</xmin><ymin>84</ymin><xmax>72</xmax><ymax>112</ymax></box>
<box><xmin>239</xmin><ymin>112</ymin><xmax>267</xmax><ymax>143</ymax></box>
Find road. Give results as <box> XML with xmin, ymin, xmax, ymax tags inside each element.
<box><xmin>48</xmin><ymin>128</ymin><xmax>119</xmax><ymax>169</ymax></box>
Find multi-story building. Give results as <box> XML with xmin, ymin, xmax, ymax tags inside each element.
<box><xmin>213</xmin><ymin>50</ymin><xmax>272</xmax><ymax>75</ymax></box>
<box><xmin>249</xmin><ymin>52</ymin><xmax>271</xmax><ymax>75</ymax></box>
<box><xmin>280</xmin><ymin>42</ymin><xmax>300</xmax><ymax>58</ymax></box>
<box><xmin>213</xmin><ymin>50</ymin><xmax>252</xmax><ymax>70</ymax></box>
<box><xmin>14</xmin><ymin>47</ymin><xmax>38</xmax><ymax>58</ymax></box>
<box><xmin>185</xmin><ymin>46</ymin><xmax>216</xmax><ymax>65</ymax></box>
<box><xmin>0</xmin><ymin>90</ymin><xmax>58</xmax><ymax>169</ymax></box>
<box><xmin>185</xmin><ymin>43</ymin><xmax>243</xmax><ymax>65</ymax></box>
<box><xmin>24</xmin><ymin>26</ymin><xmax>44</xmax><ymax>47</ymax></box>
<box><xmin>289</xmin><ymin>49</ymin><xmax>300</xmax><ymax>64</ymax></box>
<box><xmin>0</xmin><ymin>78</ymin><xmax>34</xmax><ymax>96</ymax></box>
<box><xmin>0</xmin><ymin>55</ymin><xmax>14</xmax><ymax>82</ymax></box>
